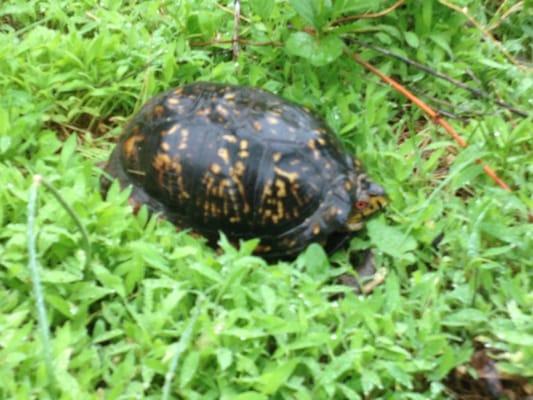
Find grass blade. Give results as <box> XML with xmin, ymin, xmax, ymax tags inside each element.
<box><xmin>162</xmin><ymin>298</ymin><xmax>202</xmax><ymax>400</ymax></box>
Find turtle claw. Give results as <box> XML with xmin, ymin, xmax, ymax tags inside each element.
<box><xmin>337</xmin><ymin>250</ymin><xmax>386</xmax><ymax>294</ymax></box>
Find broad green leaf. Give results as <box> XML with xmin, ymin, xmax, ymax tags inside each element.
<box><xmin>129</xmin><ymin>241</ymin><xmax>169</xmax><ymax>272</ymax></box>
<box><xmin>0</xmin><ymin>108</ymin><xmax>9</xmax><ymax>135</ymax></box>
<box><xmin>421</xmin><ymin>1</ymin><xmax>433</xmax><ymax>33</ymax></box>
<box><xmin>249</xmin><ymin>0</ymin><xmax>274</xmax><ymax>20</ymax></box>
<box><xmin>189</xmin><ymin>262</ymin><xmax>222</xmax><ymax>283</ymax></box>
<box><xmin>234</xmin><ymin>393</ymin><xmax>268</xmax><ymax>400</ymax></box>
<box><xmin>46</xmin><ymin>294</ymin><xmax>74</xmax><ymax>318</ymax></box>
<box><xmin>180</xmin><ymin>351</ymin><xmax>200</xmax><ymax>388</ymax></box>
<box><xmin>260</xmin><ymin>285</ymin><xmax>276</xmax><ymax>315</ymax></box>
<box><xmin>93</xmin><ymin>263</ymin><xmax>126</xmax><ymax>298</ymax></box>
<box><xmin>367</xmin><ymin>217</ymin><xmax>417</xmax><ymax>259</ymax></box>
<box><xmin>442</xmin><ymin>309</ymin><xmax>488</xmax><ymax>327</ymax></box>
<box><xmin>404</xmin><ymin>32</ymin><xmax>419</xmax><ymax>48</ymax></box>
<box><xmin>289</xmin><ymin>0</ymin><xmax>318</xmax><ymax>27</ymax></box>
<box><xmin>319</xmin><ymin>350</ymin><xmax>357</xmax><ymax>385</ymax></box>
<box><xmin>361</xmin><ymin>368</ymin><xmax>382</xmax><ymax>394</ymax></box>
<box><xmin>60</xmin><ymin>134</ymin><xmax>77</xmax><ymax>166</ymax></box>
<box><xmin>299</xmin><ymin>243</ymin><xmax>329</xmax><ymax>279</ymax></box>
<box><xmin>493</xmin><ymin>329</ymin><xmax>533</xmax><ymax>346</ymax></box>
<box><xmin>41</xmin><ymin>269</ymin><xmax>83</xmax><ymax>283</ymax></box>
<box><xmin>255</xmin><ymin>359</ymin><xmax>298</xmax><ymax>394</ymax></box>
<box><xmin>429</xmin><ymin>33</ymin><xmax>453</xmax><ymax>58</ymax></box>
<box><xmin>479</xmin><ymin>58</ymin><xmax>509</xmax><ymax>70</ymax></box>
<box><xmin>382</xmin><ymin>362</ymin><xmax>413</xmax><ymax>388</ymax></box>
<box><xmin>285</xmin><ymin>32</ymin><xmax>343</xmax><ymax>66</ymax></box>
<box><xmin>92</xmin><ymin>329</ymin><xmax>124</xmax><ymax>344</ymax></box>
<box><xmin>216</xmin><ymin>348</ymin><xmax>233</xmax><ymax>371</ymax></box>
<box><xmin>430</xmin><ymin>346</ymin><xmax>457</xmax><ymax>380</ymax></box>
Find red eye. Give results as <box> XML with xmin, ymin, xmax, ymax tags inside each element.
<box><xmin>356</xmin><ymin>200</ymin><xmax>368</xmax><ymax>210</ymax></box>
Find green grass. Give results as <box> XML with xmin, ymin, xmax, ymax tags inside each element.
<box><xmin>1</xmin><ymin>0</ymin><xmax>532</xmax><ymax>398</ymax></box>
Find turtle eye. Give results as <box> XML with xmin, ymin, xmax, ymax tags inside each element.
<box><xmin>355</xmin><ymin>200</ymin><xmax>368</xmax><ymax>210</ymax></box>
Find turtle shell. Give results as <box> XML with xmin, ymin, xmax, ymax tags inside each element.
<box><xmin>103</xmin><ymin>82</ymin><xmax>375</xmax><ymax>258</ymax></box>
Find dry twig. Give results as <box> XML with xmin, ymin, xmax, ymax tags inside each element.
<box><xmin>331</xmin><ymin>0</ymin><xmax>406</xmax><ymax>26</ymax></box>
<box><xmin>215</xmin><ymin>2</ymin><xmax>251</xmax><ymax>23</ymax></box>
<box><xmin>488</xmin><ymin>1</ymin><xmax>524</xmax><ymax>31</ymax></box>
<box><xmin>190</xmin><ymin>38</ymin><xmax>281</xmax><ymax>48</ymax></box>
<box><xmin>350</xmin><ymin>52</ymin><xmax>512</xmax><ymax>192</ymax></box>
<box><xmin>232</xmin><ymin>0</ymin><xmax>241</xmax><ymax>60</ymax></box>
<box><xmin>352</xmin><ymin>41</ymin><xmax>528</xmax><ymax>117</ymax></box>
<box><xmin>439</xmin><ymin>0</ymin><xmax>531</xmax><ymax>71</ymax></box>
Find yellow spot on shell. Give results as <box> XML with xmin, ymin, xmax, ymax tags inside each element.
<box><xmin>123</xmin><ymin>134</ymin><xmax>144</xmax><ymax>159</ymax></box>
<box><xmin>167</xmin><ymin>97</ymin><xmax>180</xmax><ymax>106</ymax></box>
<box><xmin>240</xmin><ymin>140</ymin><xmax>248</xmax><ymax>150</ymax></box>
<box><xmin>255</xmin><ymin>244</ymin><xmax>272</xmax><ymax>253</ymax></box>
<box><xmin>224</xmin><ymin>92</ymin><xmax>236</xmax><ymax>100</ymax></box>
<box><xmin>210</xmin><ymin>164</ymin><xmax>221</xmax><ymax>174</ymax></box>
<box><xmin>223</xmin><ymin>135</ymin><xmax>237</xmax><ymax>143</ymax></box>
<box><xmin>152</xmin><ymin>153</ymin><xmax>172</xmax><ymax>187</ymax></box>
<box><xmin>196</xmin><ymin>108</ymin><xmax>210</xmax><ymax>117</ymax></box>
<box><xmin>153</xmin><ymin>153</ymin><xmax>171</xmax><ymax>167</ymax></box>
<box><xmin>274</xmin><ymin>166</ymin><xmax>298</xmax><ymax>183</ymax></box>
<box><xmin>234</xmin><ymin>161</ymin><xmax>245</xmax><ymax>175</ymax></box>
<box><xmin>216</xmin><ymin>104</ymin><xmax>229</xmax><ymax>118</ymax></box>
<box><xmin>238</xmin><ymin>151</ymin><xmax>249</xmax><ymax>158</ymax></box>
<box><xmin>218</xmin><ymin>148</ymin><xmax>230</xmax><ymax>163</ymax></box>
<box><xmin>266</xmin><ymin>116</ymin><xmax>279</xmax><ymax>125</ymax></box>
<box><xmin>312</xmin><ymin>224</ymin><xmax>320</xmax><ymax>235</ymax></box>
<box><xmin>275</xmin><ymin>179</ymin><xmax>287</xmax><ymax>197</ymax></box>
<box><xmin>178</xmin><ymin>128</ymin><xmax>190</xmax><ymax>150</ymax></box>
<box><xmin>171</xmin><ymin>161</ymin><xmax>182</xmax><ymax>173</ymax></box>
<box><xmin>165</xmin><ymin>124</ymin><xmax>180</xmax><ymax>135</ymax></box>
<box><xmin>272</xmin><ymin>152</ymin><xmax>282</xmax><ymax>162</ymax></box>
<box><xmin>161</xmin><ymin>142</ymin><xmax>170</xmax><ymax>152</ymax></box>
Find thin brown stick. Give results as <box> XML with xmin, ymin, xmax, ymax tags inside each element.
<box><xmin>351</xmin><ymin>41</ymin><xmax>528</xmax><ymax>117</ymax></box>
<box><xmin>439</xmin><ymin>0</ymin><xmax>530</xmax><ymax>71</ymax></box>
<box><xmin>215</xmin><ymin>2</ymin><xmax>251</xmax><ymax>23</ymax></box>
<box><xmin>406</xmin><ymin>89</ymin><xmax>469</xmax><ymax>120</ymax></box>
<box><xmin>190</xmin><ymin>38</ymin><xmax>282</xmax><ymax>47</ymax></box>
<box><xmin>488</xmin><ymin>1</ymin><xmax>524</xmax><ymax>31</ymax></box>
<box><xmin>351</xmin><ymin>52</ymin><xmax>512</xmax><ymax>192</ymax></box>
<box><xmin>232</xmin><ymin>0</ymin><xmax>241</xmax><ymax>60</ymax></box>
<box><xmin>331</xmin><ymin>0</ymin><xmax>405</xmax><ymax>26</ymax></box>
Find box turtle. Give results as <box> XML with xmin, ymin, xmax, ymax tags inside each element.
<box><xmin>102</xmin><ymin>82</ymin><xmax>386</xmax><ymax>259</ymax></box>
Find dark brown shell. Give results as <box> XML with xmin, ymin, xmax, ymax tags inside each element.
<box><xmin>103</xmin><ymin>82</ymin><xmax>368</xmax><ymax>258</ymax></box>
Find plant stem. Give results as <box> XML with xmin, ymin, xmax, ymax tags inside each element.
<box><xmin>350</xmin><ymin>52</ymin><xmax>512</xmax><ymax>192</ymax></box>
<box><xmin>27</xmin><ymin>175</ymin><xmax>55</xmax><ymax>388</ymax></box>
<box><xmin>40</xmin><ymin>177</ymin><xmax>92</xmax><ymax>270</ymax></box>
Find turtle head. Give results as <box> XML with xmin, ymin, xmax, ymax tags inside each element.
<box><xmin>346</xmin><ymin>176</ymin><xmax>387</xmax><ymax>231</ymax></box>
